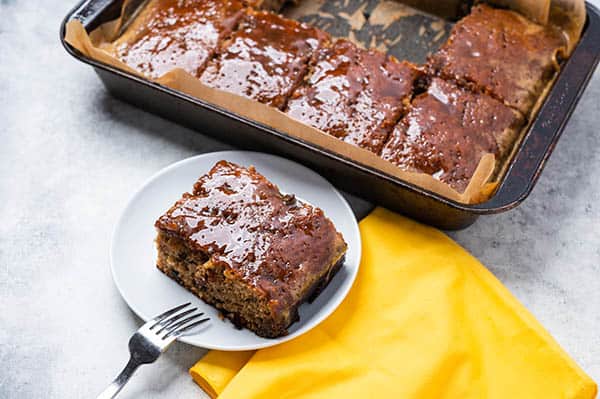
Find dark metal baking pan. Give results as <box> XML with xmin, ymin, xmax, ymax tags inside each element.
<box><xmin>60</xmin><ymin>0</ymin><xmax>600</xmax><ymax>229</ymax></box>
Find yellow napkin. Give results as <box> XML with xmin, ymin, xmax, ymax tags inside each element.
<box><xmin>190</xmin><ymin>208</ymin><xmax>596</xmax><ymax>398</ymax></box>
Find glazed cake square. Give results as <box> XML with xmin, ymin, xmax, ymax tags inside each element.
<box><xmin>381</xmin><ymin>78</ymin><xmax>523</xmax><ymax>192</ymax></box>
<box><xmin>200</xmin><ymin>10</ymin><xmax>330</xmax><ymax>109</ymax></box>
<box><xmin>114</xmin><ymin>0</ymin><xmax>245</xmax><ymax>79</ymax></box>
<box><xmin>428</xmin><ymin>4</ymin><xmax>565</xmax><ymax>114</ymax></box>
<box><xmin>286</xmin><ymin>39</ymin><xmax>422</xmax><ymax>153</ymax></box>
<box><xmin>155</xmin><ymin>161</ymin><xmax>347</xmax><ymax>338</ymax></box>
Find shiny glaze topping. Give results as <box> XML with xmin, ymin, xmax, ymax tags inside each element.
<box><xmin>200</xmin><ymin>10</ymin><xmax>329</xmax><ymax>109</ymax></box>
<box><xmin>429</xmin><ymin>4</ymin><xmax>565</xmax><ymax>114</ymax></box>
<box><xmin>285</xmin><ymin>40</ymin><xmax>364</xmax><ymax>139</ymax></box>
<box><xmin>155</xmin><ymin>161</ymin><xmax>344</xmax><ymax>307</ymax></box>
<box><xmin>345</xmin><ymin>50</ymin><xmax>421</xmax><ymax>153</ymax></box>
<box><xmin>115</xmin><ymin>0</ymin><xmax>244</xmax><ymax>78</ymax></box>
<box><xmin>286</xmin><ymin>39</ymin><xmax>421</xmax><ymax>154</ymax></box>
<box><xmin>381</xmin><ymin>78</ymin><xmax>522</xmax><ymax>192</ymax></box>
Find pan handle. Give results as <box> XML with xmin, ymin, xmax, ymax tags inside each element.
<box><xmin>471</xmin><ymin>4</ymin><xmax>600</xmax><ymax>213</ymax></box>
<box><xmin>63</xmin><ymin>0</ymin><xmax>126</xmax><ymax>31</ymax></box>
<box><xmin>71</xmin><ymin>0</ymin><xmax>117</xmax><ymax>25</ymax></box>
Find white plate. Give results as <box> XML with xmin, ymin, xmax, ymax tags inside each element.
<box><xmin>111</xmin><ymin>151</ymin><xmax>361</xmax><ymax>350</ymax></box>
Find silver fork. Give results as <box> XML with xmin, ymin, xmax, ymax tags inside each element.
<box><xmin>97</xmin><ymin>303</ymin><xmax>209</xmax><ymax>399</ymax></box>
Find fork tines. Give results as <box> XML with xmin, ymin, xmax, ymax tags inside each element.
<box><xmin>150</xmin><ymin>303</ymin><xmax>209</xmax><ymax>339</ymax></box>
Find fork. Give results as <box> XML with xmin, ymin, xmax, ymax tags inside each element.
<box><xmin>97</xmin><ymin>303</ymin><xmax>209</xmax><ymax>399</ymax></box>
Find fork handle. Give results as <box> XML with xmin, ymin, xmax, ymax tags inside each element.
<box><xmin>97</xmin><ymin>357</ymin><xmax>142</xmax><ymax>399</ymax></box>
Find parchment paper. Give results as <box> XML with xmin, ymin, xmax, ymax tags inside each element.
<box><xmin>64</xmin><ymin>0</ymin><xmax>585</xmax><ymax>204</ymax></box>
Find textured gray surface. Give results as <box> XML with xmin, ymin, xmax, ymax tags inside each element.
<box><xmin>0</xmin><ymin>1</ymin><xmax>598</xmax><ymax>398</ymax></box>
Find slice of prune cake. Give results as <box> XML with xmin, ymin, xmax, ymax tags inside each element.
<box><xmin>200</xmin><ymin>10</ymin><xmax>330</xmax><ymax>109</ymax></box>
<box><xmin>114</xmin><ymin>0</ymin><xmax>245</xmax><ymax>79</ymax></box>
<box><xmin>381</xmin><ymin>78</ymin><xmax>523</xmax><ymax>192</ymax></box>
<box><xmin>286</xmin><ymin>39</ymin><xmax>422</xmax><ymax>154</ymax></box>
<box><xmin>155</xmin><ymin>161</ymin><xmax>347</xmax><ymax>338</ymax></box>
<box><xmin>428</xmin><ymin>4</ymin><xmax>565</xmax><ymax>115</ymax></box>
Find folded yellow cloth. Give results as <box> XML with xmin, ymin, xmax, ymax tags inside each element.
<box><xmin>190</xmin><ymin>208</ymin><xmax>596</xmax><ymax>399</ymax></box>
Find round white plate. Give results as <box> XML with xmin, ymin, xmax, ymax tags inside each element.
<box><xmin>111</xmin><ymin>151</ymin><xmax>361</xmax><ymax>350</ymax></box>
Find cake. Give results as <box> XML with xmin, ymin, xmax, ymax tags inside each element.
<box><xmin>428</xmin><ymin>4</ymin><xmax>565</xmax><ymax>115</ymax></box>
<box><xmin>113</xmin><ymin>0</ymin><xmax>245</xmax><ymax>79</ymax></box>
<box><xmin>105</xmin><ymin>1</ymin><xmax>568</xmax><ymax>199</ymax></box>
<box><xmin>380</xmin><ymin>78</ymin><xmax>523</xmax><ymax>192</ymax></box>
<box><xmin>286</xmin><ymin>39</ymin><xmax>422</xmax><ymax>153</ymax></box>
<box><xmin>285</xmin><ymin>40</ymin><xmax>363</xmax><ymax>144</ymax></box>
<box><xmin>155</xmin><ymin>161</ymin><xmax>347</xmax><ymax>338</ymax></box>
<box><xmin>200</xmin><ymin>10</ymin><xmax>330</xmax><ymax>109</ymax></box>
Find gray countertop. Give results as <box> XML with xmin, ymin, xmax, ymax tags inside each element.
<box><xmin>1</xmin><ymin>1</ymin><xmax>598</xmax><ymax>398</ymax></box>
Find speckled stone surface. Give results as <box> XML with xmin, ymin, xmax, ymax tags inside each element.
<box><xmin>0</xmin><ymin>1</ymin><xmax>598</xmax><ymax>398</ymax></box>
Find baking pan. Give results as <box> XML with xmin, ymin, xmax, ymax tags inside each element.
<box><xmin>60</xmin><ymin>0</ymin><xmax>600</xmax><ymax>229</ymax></box>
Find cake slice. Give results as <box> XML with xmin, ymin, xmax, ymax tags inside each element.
<box><xmin>286</xmin><ymin>39</ymin><xmax>422</xmax><ymax>154</ymax></box>
<box><xmin>428</xmin><ymin>4</ymin><xmax>565</xmax><ymax>115</ymax></box>
<box><xmin>344</xmin><ymin>49</ymin><xmax>422</xmax><ymax>153</ymax></box>
<box><xmin>113</xmin><ymin>0</ymin><xmax>246</xmax><ymax>79</ymax></box>
<box><xmin>200</xmin><ymin>10</ymin><xmax>330</xmax><ymax>109</ymax></box>
<box><xmin>284</xmin><ymin>40</ymin><xmax>364</xmax><ymax>143</ymax></box>
<box><xmin>155</xmin><ymin>161</ymin><xmax>347</xmax><ymax>338</ymax></box>
<box><xmin>381</xmin><ymin>78</ymin><xmax>523</xmax><ymax>192</ymax></box>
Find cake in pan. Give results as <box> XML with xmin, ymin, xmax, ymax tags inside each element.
<box><xmin>113</xmin><ymin>0</ymin><xmax>246</xmax><ymax>79</ymax></box>
<box><xmin>155</xmin><ymin>161</ymin><xmax>347</xmax><ymax>338</ymax></box>
<box><xmin>381</xmin><ymin>78</ymin><xmax>524</xmax><ymax>192</ymax></box>
<box><xmin>428</xmin><ymin>4</ymin><xmax>566</xmax><ymax>115</ymax></box>
<box><xmin>93</xmin><ymin>0</ymin><xmax>569</xmax><ymax>200</ymax></box>
<box><xmin>200</xmin><ymin>10</ymin><xmax>330</xmax><ymax>109</ymax></box>
<box><xmin>286</xmin><ymin>39</ymin><xmax>422</xmax><ymax>154</ymax></box>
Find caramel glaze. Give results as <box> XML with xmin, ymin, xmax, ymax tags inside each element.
<box><xmin>200</xmin><ymin>10</ymin><xmax>330</xmax><ymax>109</ymax></box>
<box><xmin>286</xmin><ymin>39</ymin><xmax>422</xmax><ymax>154</ymax></box>
<box><xmin>285</xmin><ymin>40</ymin><xmax>364</xmax><ymax>141</ymax></box>
<box><xmin>428</xmin><ymin>4</ymin><xmax>565</xmax><ymax>115</ymax></box>
<box><xmin>346</xmin><ymin>50</ymin><xmax>421</xmax><ymax>153</ymax></box>
<box><xmin>115</xmin><ymin>0</ymin><xmax>245</xmax><ymax>79</ymax></box>
<box><xmin>155</xmin><ymin>161</ymin><xmax>346</xmax><ymax>312</ymax></box>
<box><xmin>381</xmin><ymin>78</ymin><xmax>523</xmax><ymax>192</ymax></box>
